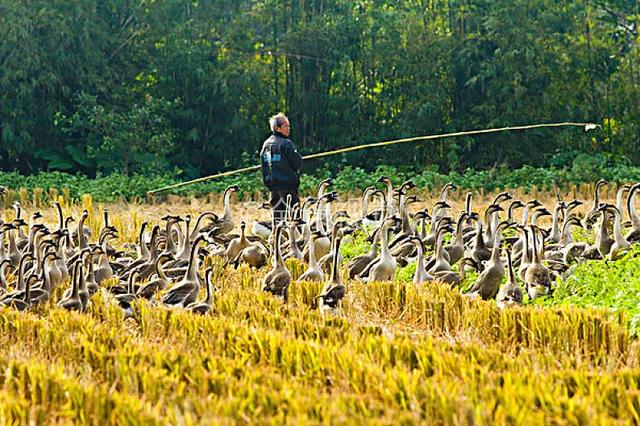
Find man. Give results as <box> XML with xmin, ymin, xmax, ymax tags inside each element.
<box><xmin>260</xmin><ymin>113</ymin><xmax>303</xmax><ymax>225</ymax></box>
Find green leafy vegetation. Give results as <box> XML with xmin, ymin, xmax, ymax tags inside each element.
<box><xmin>1</xmin><ymin>155</ymin><xmax>639</xmax><ymax>202</ymax></box>
<box><xmin>540</xmin><ymin>247</ymin><xmax>640</xmax><ymax>336</ymax></box>
<box><xmin>0</xmin><ymin>1</ymin><xmax>638</xmax><ymax>178</ymax></box>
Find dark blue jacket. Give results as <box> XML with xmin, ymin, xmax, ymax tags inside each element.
<box><xmin>260</xmin><ymin>132</ymin><xmax>303</xmax><ymax>191</ymax></box>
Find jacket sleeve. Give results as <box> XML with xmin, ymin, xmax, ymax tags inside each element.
<box><xmin>283</xmin><ymin>140</ymin><xmax>303</xmax><ymax>170</ymax></box>
<box><xmin>259</xmin><ymin>144</ymin><xmax>269</xmax><ymax>184</ymax></box>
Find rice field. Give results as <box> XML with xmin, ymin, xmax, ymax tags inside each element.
<box><xmin>0</xmin><ymin>186</ymin><xmax>639</xmax><ymax>425</ymax></box>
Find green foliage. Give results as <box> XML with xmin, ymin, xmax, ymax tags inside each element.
<box><xmin>539</xmin><ymin>247</ymin><xmax>640</xmax><ymax>336</ymax></box>
<box><xmin>2</xmin><ymin>153</ymin><xmax>640</xmax><ymax>202</ymax></box>
<box><xmin>0</xmin><ymin>0</ymin><xmax>639</xmax><ymax>176</ymax></box>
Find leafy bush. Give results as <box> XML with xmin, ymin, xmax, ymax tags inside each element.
<box><xmin>1</xmin><ymin>154</ymin><xmax>640</xmax><ymax>202</ymax></box>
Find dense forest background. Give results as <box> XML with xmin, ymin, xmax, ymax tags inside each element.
<box><xmin>0</xmin><ymin>0</ymin><xmax>638</xmax><ymax>180</ymax></box>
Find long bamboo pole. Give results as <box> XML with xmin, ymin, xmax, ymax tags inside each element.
<box><xmin>148</xmin><ymin>121</ymin><xmax>599</xmax><ymax>195</ymax></box>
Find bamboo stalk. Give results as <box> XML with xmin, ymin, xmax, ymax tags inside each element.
<box><xmin>148</xmin><ymin>121</ymin><xmax>600</xmax><ymax>195</ymax></box>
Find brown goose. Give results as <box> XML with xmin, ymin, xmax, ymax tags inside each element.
<box><xmin>600</xmin><ymin>204</ymin><xmax>630</xmax><ymax>260</ymax></box>
<box><xmin>626</xmin><ymin>183</ymin><xmax>640</xmax><ymax>242</ymax></box>
<box><xmin>584</xmin><ymin>179</ymin><xmax>608</xmax><ymax>228</ymax></box>
<box><xmin>346</xmin><ymin>228</ymin><xmax>379</xmax><ymax>280</ymax></box>
<box><xmin>496</xmin><ymin>250</ymin><xmax>523</xmax><ymax>308</ymax></box>
<box><xmin>225</xmin><ymin>221</ymin><xmax>251</xmax><ymax>262</ymax></box>
<box><xmin>136</xmin><ymin>254</ymin><xmax>174</xmax><ymax>299</ymax></box>
<box><xmin>317</xmin><ymin>231</ymin><xmax>346</xmax><ymax>313</ymax></box>
<box><xmin>161</xmin><ymin>235</ymin><xmax>206</xmax><ymax>307</ymax></box>
<box><xmin>187</xmin><ymin>267</ymin><xmax>215</xmax><ymax>315</ymax></box>
<box><xmin>524</xmin><ymin>226</ymin><xmax>552</xmax><ymax>299</ymax></box>
<box><xmin>444</xmin><ymin>212</ymin><xmax>468</xmax><ymax>266</ymax></box>
<box><xmin>298</xmin><ymin>231</ymin><xmax>324</xmax><ymax>282</ymax></box>
<box><xmin>58</xmin><ymin>262</ymin><xmax>84</xmax><ymax>312</ymax></box>
<box><xmin>262</xmin><ymin>224</ymin><xmax>291</xmax><ymax>302</ymax></box>
<box><xmin>466</xmin><ymin>221</ymin><xmax>510</xmax><ymax>300</ymax></box>
<box><xmin>363</xmin><ymin>217</ymin><xmax>401</xmax><ymax>283</ymax></box>
<box><xmin>233</xmin><ymin>241</ymin><xmax>270</xmax><ymax>269</ymax></box>
<box><xmin>410</xmin><ymin>237</ymin><xmax>433</xmax><ymax>284</ymax></box>
<box><xmin>115</xmin><ymin>271</ymin><xmax>139</xmax><ymax>316</ymax></box>
<box><xmin>204</xmin><ymin>185</ymin><xmax>239</xmax><ymax>236</ymax></box>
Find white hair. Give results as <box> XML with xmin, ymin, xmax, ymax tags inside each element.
<box><xmin>269</xmin><ymin>113</ymin><xmax>288</xmax><ymax>132</ymax></box>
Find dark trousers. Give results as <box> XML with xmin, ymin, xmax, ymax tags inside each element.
<box><xmin>270</xmin><ymin>190</ymin><xmax>300</xmax><ymax>226</ymax></box>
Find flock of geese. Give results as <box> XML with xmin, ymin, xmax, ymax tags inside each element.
<box><xmin>0</xmin><ymin>177</ymin><xmax>637</xmax><ymax>315</ymax></box>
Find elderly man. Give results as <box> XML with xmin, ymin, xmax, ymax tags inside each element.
<box><xmin>260</xmin><ymin>113</ymin><xmax>302</xmax><ymax>225</ymax></box>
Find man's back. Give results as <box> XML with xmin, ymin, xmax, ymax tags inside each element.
<box><xmin>260</xmin><ymin>133</ymin><xmax>302</xmax><ymax>191</ymax></box>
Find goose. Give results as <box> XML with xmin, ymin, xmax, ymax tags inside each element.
<box><xmin>136</xmin><ymin>254</ymin><xmax>174</xmax><ymax>299</ymax></box>
<box><xmin>410</xmin><ymin>237</ymin><xmax>433</xmax><ymax>284</ymax></box>
<box><xmin>317</xmin><ymin>220</ymin><xmax>348</xmax><ymax>274</ymax></box>
<box><xmin>262</xmin><ymin>224</ymin><xmax>292</xmax><ymax>302</ymax></box>
<box><xmin>391</xmin><ymin>211</ymin><xmax>429</xmax><ymax>260</ymax></box>
<box><xmin>466</xmin><ymin>221</ymin><xmax>511</xmax><ymax>300</ymax></box>
<box><xmin>524</xmin><ymin>226</ymin><xmax>552</xmax><ymax>299</ymax></box>
<box><xmin>76</xmin><ymin>210</ymin><xmax>90</xmax><ymax>251</ymax></box>
<box><xmin>486</xmin><ymin>192</ymin><xmax>512</xmax><ymax>245</ymax></box>
<box><xmin>462</xmin><ymin>192</ymin><xmax>476</xmax><ymax>233</ymax></box>
<box><xmin>511</xmin><ymin>200</ymin><xmax>542</xmax><ymax>253</ymax></box>
<box><xmin>428</xmin><ymin>224</ymin><xmax>454</xmax><ymax>274</ymax></box>
<box><xmin>62</xmin><ymin>252</ymin><xmax>91</xmax><ymax>307</ymax></box>
<box><xmin>507</xmin><ymin>200</ymin><xmax>525</xmax><ymax>223</ymax></box>
<box><xmin>94</xmin><ymin>232</ymin><xmax>116</xmax><ymax>285</ymax></box>
<box><xmin>161</xmin><ymin>235</ymin><xmax>206</xmax><ymax>307</ymax></box>
<box><xmin>160</xmin><ymin>215</ymin><xmax>182</xmax><ymax>257</ymax></box>
<box><xmin>432</xmin><ymin>183</ymin><xmax>455</xmax><ymax>224</ymax></box>
<box><xmin>298</xmin><ymin>231</ymin><xmax>324</xmax><ymax>282</ymax></box>
<box><xmin>188</xmin><ymin>211</ymin><xmax>219</xmax><ymax>241</ymax></box>
<box><xmin>225</xmin><ymin>221</ymin><xmax>251</xmax><ymax>262</ymax></box>
<box><xmin>615</xmin><ymin>184</ymin><xmax>631</xmax><ymax>222</ymax></box>
<box><xmin>546</xmin><ymin>201</ymin><xmax>566</xmax><ymax>244</ymax></box>
<box><xmin>362</xmin><ymin>217</ymin><xmax>401</xmax><ymax>283</ymax></box>
<box><xmin>346</xmin><ymin>228</ymin><xmax>379</xmax><ymax>280</ymax></box>
<box><xmin>0</xmin><ymin>225</ymin><xmax>8</xmax><ymax>263</ymax></box>
<box><xmin>115</xmin><ymin>271</ymin><xmax>139</xmax><ymax>316</ymax></box>
<box><xmin>204</xmin><ymin>185</ymin><xmax>239</xmax><ymax>236</ymax></box>
<box><xmin>316</xmin><ymin>178</ymin><xmax>333</xmax><ymax>199</ymax></box>
<box><xmin>593</xmin><ymin>208</ymin><xmax>614</xmax><ymax>258</ymax></box>
<box><xmin>283</xmin><ymin>219</ymin><xmax>305</xmax><ymax>261</ymax></box>
<box><xmin>444</xmin><ymin>212</ymin><xmax>468</xmax><ymax>266</ymax></box>
<box><xmin>233</xmin><ymin>240</ymin><xmax>270</xmax><ymax>269</ymax></box>
<box><xmin>7</xmin><ymin>220</ymin><xmax>24</xmax><ymax>267</ymax></box>
<box><xmin>123</xmin><ymin>224</ymin><xmax>161</xmax><ymax>281</ymax></box>
<box><xmin>58</xmin><ymin>262</ymin><xmax>84</xmax><ymax>312</ymax></box>
<box><xmin>625</xmin><ymin>183</ymin><xmax>640</xmax><ymax>242</ymax></box>
<box><xmin>1</xmin><ymin>252</ymin><xmax>34</xmax><ymax>303</ymax></box>
<box><xmin>516</xmin><ymin>226</ymin><xmax>531</xmax><ymax>281</ymax></box>
<box><xmin>30</xmin><ymin>252</ymin><xmax>61</xmax><ymax>305</ymax></box>
<box><xmin>187</xmin><ymin>267</ymin><xmax>215</xmax><ymax>315</ymax></box>
<box><xmin>1</xmin><ymin>269</ymin><xmax>32</xmax><ymax>311</ymax></box>
<box><xmin>584</xmin><ymin>179</ymin><xmax>608</xmax><ymax>228</ymax></box>
<box><xmin>317</xmin><ymin>230</ymin><xmax>346</xmax><ymax>313</ymax></box>
<box><xmin>307</xmin><ymin>194</ymin><xmax>335</xmax><ymax>261</ymax></box>
<box><xmin>496</xmin><ymin>250</ymin><xmax>523</xmax><ymax>308</ymax></box>
<box><xmin>252</xmin><ymin>202</ymin><xmax>273</xmax><ymax>240</ymax></box>
<box><xmin>377</xmin><ymin>176</ymin><xmax>397</xmax><ymax>216</ymax></box>
<box><xmin>599</xmin><ymin>204</ymin><xmax>631</xmax><ymax>260</ymax></box>
<box><xmin>470</xmin><ymin>221</ymin><xmax>491</xmax><ymax>270</ymax></box>
<box><xmin>432</xmin><ymin>257</ymin><xmax>476</xmax><ymax>287</ymax></box>
<box><xmin>174</xmin><ymin>215</ymin><xmax>193</xmax><ymax>262</ymax></box>
<box><xmin>52</xmin><ymin>229</ymin><xmax>70</xmax><ymax>282</ymax></box>
<box><xmin>353</xmin><ymin>186</ymin><xmax>380</xmax><ymax>228</ymax></box>
<box><xmin>424</xmin><ymin>202</ymin><xmax>452</xmax><ymax>247</ymax></box>
<box><xmin>0</xmin><ymin>259</ymin><xmax>12</xmax><ymax>296</ymax></box>
<box><xmin>43</xmin><ymin>246</ymin><xmax>64</xmax><ymax>293</ymax></box>
<box><xmin>389</xmin><ymin>194</ymin><xmax>419</xmax><ymax>248</ymax></box>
